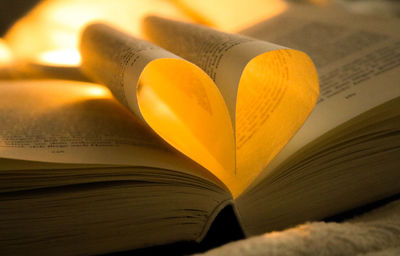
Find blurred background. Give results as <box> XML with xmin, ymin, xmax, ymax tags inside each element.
<box><xmin>0</xmin><ymin>0</ymin><xmax>399</xmax><ymax>70</ymax></box>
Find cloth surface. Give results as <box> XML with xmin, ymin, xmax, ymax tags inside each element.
<box><xmin>194</xmin><ymin>199</ymin><xmax>400</xmax><ymax>256</ymax></box>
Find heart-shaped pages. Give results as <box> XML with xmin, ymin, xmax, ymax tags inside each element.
<box><xmin>142</xmin><ymin>17</ymin><xmax>319</xmax><ymax>197</ymax></box>
<box><xmin>81</xmin><ymin>21</ymin><xmax>318</xmax><ymax>197</ymax></box>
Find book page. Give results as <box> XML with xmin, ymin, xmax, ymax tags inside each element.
<box><xmin>0</xmin><ymin>80</ymin><xmax>158</xmax><ymax>165</ymax></box>
<box><xmin>240</xmin><ymin>4</ymin><xmax>400</xmax><ymax>186</ymax></box>
<box><xmin>0</xmin><ymin>80</ymin><xmax>228</xmax><ymax>187</ymax></box>
<box><xmin>142</xmin><ymin>17</ymin><xmax>319</xmax><ymax>196</ymax></box>
<box><xmin>80</xmin><ymin>24</ymin><xmax>235</xmax><ymax>191</ymax></box>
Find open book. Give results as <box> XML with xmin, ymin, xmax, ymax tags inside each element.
<box><xmin>1</xmin><ymin>4</ymin><xmax>399</xmax><ymax>256</ymax></box>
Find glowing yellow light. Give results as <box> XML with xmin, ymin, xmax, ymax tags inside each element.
<box><xmin>36</xmin><ymin>49</ymin><xmax>81</xmax><ymax>66</ymax></box>
<box><xmin>47</xmin><ymin>83</ymin><xmax>113</xmax><ymax>104</ymax></box>
<box><xmin>84</xmin><ymin>86</ymin><xmax>112</xmax><ymax>98</ymax></box>
<box><xmin>0</xmin><ymin>39</ymin><xmax>12</xmax><ymax>65</ymax></box>
<box><xmin>4</xmin><ymin>0</ymin><xmax>191</xmax><ymax>66</ymax></box>
<box><xmin>4</xmin><ymin>0</ymin><xmax>286</xmax><ymax>66</ymax></box>
<box><xmin>0</xmin><ymin>80</ymin><xmax>114</xmax><ymax>118</ymax></box>
<box><xmin>171</xmin><ymin>0</ymin><xmax>287</xmax><ymax>32</ymax></box>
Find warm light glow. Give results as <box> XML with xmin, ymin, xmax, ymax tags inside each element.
<box><xmin>171</xmin><ymin>0</ymin><xmax>287</xmax><ymax>32</ymax></box>
<box><xmin>0</xmin><ymin>39</ymin><xmax>13</xmax><ymax>65</ymax></box>
<box><xmin>4</xmin><ymin>0</ymin><xmax>288</xmax><ymax>66</ymax></box>
<box><xmin>36</xmin><ymin>49</ymin><xmax>81</xmax><ymax>66</ymax></box>
<box><xmin>307</xmin><ymin>0</ymin><xmax>330</xmax><ymax>5</ymax></box>
<box><xmin>137</xmin><ymin>58</ymin><xmax>236</xmax><ymax>190</ymax></box>
<box><xmin>0</xmin><ymin>80</ymin><xmax>113</xmax><ymax>113</ymax></box>
<box><xmin>84</xmin><ymin>86</ymin><xmax>112</xmax><ymax>98</ymax></box>
<box><xmin>4</xmin><ymin>0</ymin><xmax>191</xmax><ymax>66</ymax></box>
<box><xmin>49</xmin><ymin>82</ymin><xmax>113</xmax><ymax>103</ymax></box>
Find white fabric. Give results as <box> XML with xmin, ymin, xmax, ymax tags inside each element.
<box><xmin>195</xmin><ymin>199</ymin><xmax>400</xmax><ymax>256</ymax></box>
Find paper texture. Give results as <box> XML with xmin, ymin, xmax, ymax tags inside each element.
<box><xmin>0</xmin><ymin>80</ymin><xmax>224</xmax><ymax>185</ymax></box>
<box><xmin>80</xmin><ymin>23</ymin><xmax>235</xmax><ymax>191</ymax></box>
<box><xmin>240</xmin><ymin>4</ymin><xmax>400</xmax><ymax>185</ymax></box>
<box><xmin>143</xmin><ymin>17</ymin><xmax>319</xmax><ymax>196</ymax></box>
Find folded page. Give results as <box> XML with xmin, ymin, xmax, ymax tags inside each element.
<box><xmin>142</xmin><ymin>17</ymin><xmax>319</xmax><ymax>196</ymax></box>
<box><xmin>80</xmin><ymin>24</ymin><xmax>235</xmax><ymax>192</ymax></box>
